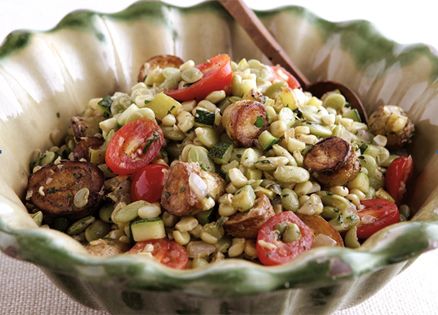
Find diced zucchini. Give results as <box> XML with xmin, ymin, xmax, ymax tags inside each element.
<box><xmin>309</xmin><ymin>124</ymin><xmax>332</xmax><ymax>137</ymax></box>
<box><xmin>145</xmin><ymin>92</ymin><xmax>181</xmax><ymax>120</ymax></box>
<box><xmin>208</xmin><ymin>142</ymin><xmax>233</xmax><ymax>164</ymax></box>
<box><xmin>343</xmin><ymin>108</ymin><xmax>362</xmax><ymax>122</ymax></box>
<box><xmin>195</xmin><ymin>109</ymin><xmax>215</xmax><ymax>126</ymax></box>
<box><xmin>258</xmin><ymin>130</ymin><xmax>279</xmax><ymax>150</ymax></box>
<box><xmin>196</xmin><ymin>209</ymin><xmax>213</xmax><ymax>225</ymax></box>
<box><xmin>131</xmin><ymin>218</ymin><xmax>165</xmax><ymax>242</ymax></box>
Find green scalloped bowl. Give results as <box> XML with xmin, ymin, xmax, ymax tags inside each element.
<box><xmin>1</xmin><ymin>1</ymin><xmax>438</xmax><ymax>314</ymax></box>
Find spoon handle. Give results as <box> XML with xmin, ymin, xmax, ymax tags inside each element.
<box><xmin>219</xmin><ymin>0</ymin><xmax>310</xmax><ymax>87</ymax></box>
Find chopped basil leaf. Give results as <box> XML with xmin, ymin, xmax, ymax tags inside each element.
<box><xmin>143</xmin><ymin>132</ymin><xmax>160</xmax><ymax>153</ymax></box>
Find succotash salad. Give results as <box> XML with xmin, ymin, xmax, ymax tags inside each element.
<box><xmin>25</xmin><ymin>54</ymin><xmax>415</xmax><ymax>269</ymax></box>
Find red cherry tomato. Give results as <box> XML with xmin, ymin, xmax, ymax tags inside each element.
<box><xmin>166</xmin><ymin>54</ymin><xmax>233</xmax><ymax>101</ymax></box>
<box><xmin>105</xmin><ymin>119</ymin><xmax>164</xmax><ymax>175</ymax></box>
<box><xmin>256</xmin><ymin>211</ymin><xmax>313</xmax><ymax>266</ymax></box>
<box><xmin>271</xmin><ymin>65</ymin><xmax>301</xmax><ymax>89</ymax></box>
<box><xmin>357</xmin><ymin>199</ymin><xmax>400</xmax><ymax>240</ymax></box>
<box><xmin>131</xmin><ymin>164</ymin><xmax>168</xmax><ymax>203</ymax></box>
<box><xmin>129</xmin><ymin>239</ymin><xmax>188</xmax><ymax>269</ymax></box>
<box><xmin>385</xmin><ymin>155</ymin><xmax>413</xmax><ymax>203</ymax></box>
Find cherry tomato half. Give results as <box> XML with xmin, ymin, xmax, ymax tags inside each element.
<box><xmin>166</xmin><ymin>54</ymin><xmax>233</xmax><ymax>101</ymax></box>
<box><xmin>357</xmin><ymin>199</ymin><xmax>400</xmax><ymax>240</ymax></box>
<box><xmin>129</xmin><ymin>239</ymin><xmax>188</xmax><ymax>269</ymax></box>
<box><xmin>271</xmin><ymin>65</ymin><xmax>301</xmax><ymax>89</ymax></box>
<box><xmin>256</xmin><ymin>211</ymin><xmax>313</xmax><ymax>266</ymax></box>
<box><xmin>131</xmin><ymin>164</ymin><xmax>168</xmax><ymax>203</ymax></box>
<box><xmin>385</xmin><ymin>155</ymin><xmax>413</xmax><ymax>203</ymax></box>
<box><xmin>105</xmin><ymin>119</ymin><xmax>164</xmax><ymax>175</ymax></box>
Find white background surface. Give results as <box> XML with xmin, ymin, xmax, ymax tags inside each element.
<box><xmin>0</xmin><ymin>1</ymin><xmax>437</xmax><ymax>315</ymax></box>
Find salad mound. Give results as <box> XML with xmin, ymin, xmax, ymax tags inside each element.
<box><xmin>24</xmin><ymin>54</ymin><xmax>414</xmax><ymax>269</ymax></box>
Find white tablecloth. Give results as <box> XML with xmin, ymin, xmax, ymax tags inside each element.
<box><xmin>1</xmin><ymin>1</ymin><xmax>437</xmax><ymax>314</ymax></box>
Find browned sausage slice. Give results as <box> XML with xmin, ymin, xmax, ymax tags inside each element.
<box><xmin>224</xmin><ymin>193</ymin><xmax>274</xmax><ymax>238</ymax></box>
<box><xmin>161</xmin><ymin>161</ymin><xmax>224</xmax><ymax>216</ymax></box>
<box><xmin>222</xmin><ymin>100</ymin><xmax>268</xmax><ymax>147</ymax></box>
<box><xmin>297</xmin><ymin>214</ymin><xmax>344</xmax><ymax>247</ymax></box>
<box><xmin>71</xmin><ymin>116</ymin><xmax>101</xmax><ymax>140</ymax></box>
<box><xmin>27</xmin><ymin>161</ymin><xmax>104</xmax><ymax>217</ymax></box>
<box><xmin>138</xmin><ymin>54</ymin><xmax>184</xmax><ymax>82</ymax></box>
<box><xmin>303</xmin><ymin>136</ymin><xmax>359</xmax><ymax>187</ymax></box>
<box><xmin>72</xmin><ymin>137</ymin><xmax>104</xmax><ymax>161</ymax></box>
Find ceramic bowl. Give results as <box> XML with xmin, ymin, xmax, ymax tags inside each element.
<box><xmin>0</xmin><ymin>1</ymin><xmax>437</xmax><ymax>314</ymax></box>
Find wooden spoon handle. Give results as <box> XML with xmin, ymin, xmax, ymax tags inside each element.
<box><xmin>219</xmin><ymin>0</ymin><xmax>310</xmax><ymax>87</ymax></box>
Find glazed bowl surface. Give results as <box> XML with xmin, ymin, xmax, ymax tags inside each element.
<box><xmin>0</xmin><ymin>1</ymin><xmax>438</xmax><ymax>314</ymax></box>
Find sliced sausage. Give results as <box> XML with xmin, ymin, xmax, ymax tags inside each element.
<box><xmin>303</xmin><ymin>136</ymin><xmax>359</xmax><ymax>187</ymax></box>
<box><xmin>138</xmin><ymin>54</ymin><xmax>184</xmax><ymax>82</ymax></box>
<box><xmin>86</xmin><ymin>239</ymin><xmax>129</xmax><ymax>257</ymax></box>
<box><xmin>368</xmin><ymin>105</ymin><xmax>414</xmax><ymax>148</ymax></box>
<box><xmin>71</xmin><ymin>116</ymin><xmax>101</xmax><ymax>140</ymax></box>
<box><xmin>222</xmin><ymin>100</ymin><xmax>268</xmax><ymax>147</ymax></box>
<box><xmin>161</xmin><ymin>161</ymin><xmax>224</xmax><ymax>216</ymax></box>
<box><xmin>224</xmin><ymin>193</ymin><xmax>274</xmax><ymax>238</ymax></box>
<box><xmin>104</xmin><ymin>176</ymin><xmax>131</xmax><ymax>204</ymax></box>
<box><xmin>297</xmin><ymin>214</ymin><xmax>344</xmax><ymax>247</ymax></box>
<box><xmin>27</xmin><ymin>161</ymin><xmax>104</xmax><ymax>217</ymax></box>
<box><xmin>72</xmin><ymin>136</ymin><xmax>104</xmax><ymax>161</ymax></box>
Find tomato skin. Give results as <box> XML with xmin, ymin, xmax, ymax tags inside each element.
<box><xmin>105</xmin><ymin>119</ymin><xmax>164</xmax><ymax>175</ymax></box>
<box><xmin>271</xmin><ymin>65</ymin><xmax>301</xmax><ymax>89</ymax></box>
<box><xmin>357</xmin><ymin>199</ymin><xmax>400</xmax><ymax>240</ymax></box>
<box><xmin>166</xmin><ymin>54</ymin><xmax>233</xmax><ymax>101</ymax></box>
<box><xmin>256</xmin><ymin>211</ymin><xmax>313</xmax><ymax>266</ymax></box>
<box><xmin>129</xmin><ymin>239</ymin><xmax>188</xmax><ymax>269</ymax></box>
<box><xmin>131</xmin><ymin>164</ymin><xmax>168</xmax><ymax>203</ymax></box>
<box><xmin>385</xmin><ymin>155</ymin><xmax>413</xmax><ymax>203</ymax></box>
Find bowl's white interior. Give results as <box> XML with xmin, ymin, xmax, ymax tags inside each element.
<box><xmin>0</xmin><ymin>3</ymin><xmax>437</xmax><ymax>254</ymax></box>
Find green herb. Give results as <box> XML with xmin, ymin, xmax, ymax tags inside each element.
<box><xmin>254</xmin><ymin>116</ymin><xmax>264</xmax><ymax>128</ymax></box>
<box><xmin>46</xmin><ymin>188</ymin><xmax>58</xmax><ymax>194</ymax></box>
<box><xmin>167</xmin><ymin>105</ymin><xmax>176</xmax><ymax>115</ymax></box>
<box><xmin>143</xmin><ymin>132</ymin><xmax>159</xmax><ymax>153</ymax></box>
<box><xmin>98</xmin><ymin>96</ymin><xmax>113</xmax><ymax>118</ymax></box>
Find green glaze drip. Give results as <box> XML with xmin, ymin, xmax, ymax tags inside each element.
<box><xmin>0</xmin><ymin>31</ymin><xmax>31</xmax><ymax>58</ymax></box>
